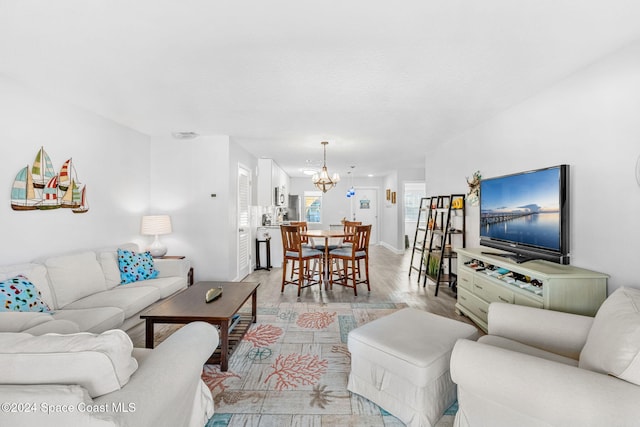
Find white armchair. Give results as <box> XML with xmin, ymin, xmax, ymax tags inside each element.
<box><xmin>450</xmin><ymin>287</ymin><xmax>640</xmax><ymax>427</ymax></box>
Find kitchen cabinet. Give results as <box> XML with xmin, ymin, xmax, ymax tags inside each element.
<box><xmin>257</xmin><ymin>159</ymin><xmax>290</xmax><ymax>207</ymax></box>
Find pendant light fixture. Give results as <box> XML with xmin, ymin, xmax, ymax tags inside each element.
<box><xmin>312</xmin><ymin>141</ymin><xmax>340</xmax><ymax>193</ymax></box>
<box><xmin>346</xmin><ymin>166</ymin><xmax>356</xmax><ymax>198</ymax></box>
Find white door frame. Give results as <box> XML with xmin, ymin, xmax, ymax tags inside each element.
<box><xmin>237</xmin><ymin>163</ymin><xmax>251</xmax><ymax>280</ymax></box>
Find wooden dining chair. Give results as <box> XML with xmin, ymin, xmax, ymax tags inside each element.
<box><xmin>289</xmin><ymin>221</ymin><xmax>316</xmax><ymax>279</ymax></box>
<box><xmin>280</xmin><ymin>225</ymin><xmax>323</xmax><ymax>297</ymax></box>
<box><xmin>333</xmin><ymin>220</ymin><xmax>362</xmax><ymax>277</ymax></box>
<box><xmin>328</xmin><ymin>224</ymin><xmax>371</xmax><ymax>296</ymax></box>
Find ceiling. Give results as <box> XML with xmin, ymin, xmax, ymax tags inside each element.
<box><xmin>2</xmin><ymin>1</ymin><xmax>640</xmax><ymax>178</ymax></box>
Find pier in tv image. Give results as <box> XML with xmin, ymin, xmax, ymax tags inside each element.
<box><xmin>479</xmin><ymin>165</ymin><xmax>570</xmax><ymax>264</ymax></box>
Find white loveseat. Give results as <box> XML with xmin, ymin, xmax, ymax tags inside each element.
<box><xmin>450</xmin><ymin>286</ymin><xmax>640</xmax><ymax>427</ymax></box>
<box><xmin>0</xmin><ymin>321</ymin><xmax>218</xmax><ymax>427</ymax></box>
<box><xmin>0</xmin><ymin>243</ymin><xmax>190</xmax><ymax>335</ymax></box>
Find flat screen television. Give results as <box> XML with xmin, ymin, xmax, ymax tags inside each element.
<box><xmin>479</xmin><ymin>164</ymin><xmax>570</xmax><ymax>264</ymax></box>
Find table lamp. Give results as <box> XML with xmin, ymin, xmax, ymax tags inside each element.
<box><xmin>140</xmin><ymin>215</ymin><xmax>172</xmax><ymax>257</ymax></box>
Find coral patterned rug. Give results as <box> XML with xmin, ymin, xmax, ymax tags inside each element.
<box><xmin>202</xmin><ymin>302</ymin><xmax>456</xmax><ymax>427</ymax></box>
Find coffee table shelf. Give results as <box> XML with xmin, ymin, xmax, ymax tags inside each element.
<box><xmin>207</xmin><ymin>313</ymin><xmax>253</xmax><ymax>365</ymax></box>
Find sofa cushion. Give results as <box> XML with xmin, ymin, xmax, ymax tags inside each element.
<box><xmin>119</xmin><ymin>276</ymin><xmax>186</xmax><ymax>299</ymax></box>
<box><xmin>23</xmin><ymin>319</ymin><xmax>81</xmax><ymax>335</ymax></box>
<box><xmin>98</xmin><ymin>251</ymin><xmax>122</xmax><ymax>289</ymax></box>
<box><xmin>45</xmin><ymin>251</ymin><xmax>107</xmax><ymax>308</ymax></box>
<box><xmin>0</xmin><ymin>275</ymin><xmax>52</xmax><ymax>313</ymax></box>
<box><xmin>63</xmin><ymin>286</ymin><xmax>161</xmax><ymax>318</ymax></box>
<box><xmin>579</xmin><ymin>287</ymin><xmax>640</xmax><ymax>385</ymax></box>
<box><xmin>52</xmin><ymin>307</ymin><xmax>125</xmax><ymax>334</ymax></box>
<box><xmin>95</xmin><ymin>243</ymin><xmax>139</xmax><ymax>290</ymax></box>
<box><xmin>118</xmin><ymin>249</ymin><xmax>159</xmax><ymax>284</ymax></box>
<box><xmin>0</xmin><ymin>263</ymin><xmax>54</xmax><ymax>308</ymax></box>
<box><xmin>0</xmin><ymin>312</ymin><xmax>53</xmax><ymax>332</ymax></box>
<box><xmin>0</xmin><ymin>329</ymin><xmax>138</xmax><ymax>397</ymax></box>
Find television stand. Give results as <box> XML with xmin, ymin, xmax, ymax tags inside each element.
<box><xmin>480</xmin><ymin>251</ymin><xmax>534</xmax><ymax>264</ymax></box>
<box><xmin>454</xmin><ymin>248</ymin><xmax>608</xmax><ymax>333</ymax></box>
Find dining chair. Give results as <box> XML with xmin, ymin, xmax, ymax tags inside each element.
<box><xmin>335</xmin><ymin>220</ymin><xmax>362</xmax><ymax>277</ymax></box>
<box><xmin>341</xmin><ymin>220</ymin><xmax>362</xmax><ymax>249</ymax></box>
<box><xmin>280</xmin><ymin>225</ymin><xmax>323</xmax><ymax>297</ymax></box>
<box><xmin>328</xmin><ymin>224</ymin><xmax>371</xmax><ymax>296</ymax></box>
<box><xmin>289</xmin><ymin>221</ymin><xmax>316</xmax><ymax>279</ymax></box>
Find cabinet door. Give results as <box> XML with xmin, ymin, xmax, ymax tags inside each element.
<box><xmin>473</xmin><ymin>275</ymin><xmax>514</xmax><ymax>304</ymax></box>
<box><xmin>458</xmin><ymin>287</ymin><xmax>489</xmax><ymax>323</ymax></box>
<box><xmin>514</xmin><ymin>294</ymin><xmax>544</xmax><ymax>308</ymax></box>
<box><xmin>458</xmin><ymin>269</ymin><xmax>474</xmax><ymax>291</ymax></box>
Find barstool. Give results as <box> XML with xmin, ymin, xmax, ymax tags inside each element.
<box><xmin>280</xmin><ymin>225</ymin><xmax>323</xmax><ymax>297</ymax></box>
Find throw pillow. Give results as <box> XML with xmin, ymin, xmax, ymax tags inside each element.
<box><xmin>118</xmin><ymin>249</ymin><xmax>159</xmax><ymax>284</ymax></box>
<box><xmin>579</xmin><ymin>287</ymin><xmax>640</xmax><ymax>385</ymax></box>
<box><xmin>0</xmin><ymin>275</ymin><xmax>51</xmax><ymax>313</ymax></box>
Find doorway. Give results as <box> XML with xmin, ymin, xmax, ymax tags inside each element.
<box><xmin>352</xmin><ymin>187</ymin><xmax>378</xmax><ymax>244</ymax></box>
<box><xmin>237</xmin><ymin>164</ymin><xmax>251</xmax><ymax>280</ymax></box>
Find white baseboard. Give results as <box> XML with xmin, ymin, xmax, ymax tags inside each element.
<box><xmin>378</xmin><ymin>241</ymin><xmax>405</xmax><ymax>255</ymax></box>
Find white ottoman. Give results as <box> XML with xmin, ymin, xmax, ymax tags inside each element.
<box><xmin>347</xmin><ymin>308</ymin><xmax>479</xmax><ymax>427</ymax></box>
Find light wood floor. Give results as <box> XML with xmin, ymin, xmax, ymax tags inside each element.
<box><xmin>128</xmin><ymin>244</ymin><xmax>480</xmax><ymax>347</ymax></box>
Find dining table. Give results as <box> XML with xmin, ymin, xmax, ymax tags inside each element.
<box><xmin>301</xmin><ymin>229</ymin><xmax>351</xmax><ymax>287</ymax></box>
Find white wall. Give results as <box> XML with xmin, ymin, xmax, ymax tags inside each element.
<box><xmin>148</xmin><ymin>135</ymin><xmax>257</xmax><ymax>282</ymax></box>
<box><xmin>289</xmin><ymin>176</ymin><xmax>384</xmax><ymax>229</ymax></box>
<box><xmin>0</xmin><ymin>75</ymin><xmax>150</xmax><ymax>263</ymax></box>
<box><xmin>426</xmin><ymin>40</ymin><xmax>640</xmax><ymax>293</ymax></box>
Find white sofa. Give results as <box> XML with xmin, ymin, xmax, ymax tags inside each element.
<box><xmin>450</xmin><ymin>286</ymin><xmax>640</xmax><ymax>427</ymax></box>
<box><xmin>0</xmin><ymin>243</ymin><xmax>190</xmax><ymax>335</ymax></box>
<box><xmin>0</xmin><ymin>321</ymin><xmax>218</xmax><ymax>427</ymax></box>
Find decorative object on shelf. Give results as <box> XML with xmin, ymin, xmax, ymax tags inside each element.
<box><xmin>10</xmin><ymin>146</ymin><xmax>89</xmax><ymax>213</ymax></box>
<box><xmin>141</xmin><ymin>215</ymin><xmax>172</xmax><ymax>257</ymax></box>
<box><xmin>386</xmin><ymin>189</ymin><xmax>391</xmax><ymax>200</ymax></box>
<box><xmin>465</xmin><ymin>170</ymin><xmax>481</xmax><ymax>207</ymax></box>
<box><xmin>345</xmin><ymin>166</ymin><xmax>356</xmax><ymax>198</ymax></box>
<box><xmin>312</xmin><ymin>141</ymin><xmax>340</xmax><ymax>193</ymax></box>
<box><xmin>391</xmin><ymin>191</ymin><xmax>397</xmax><ymax>204</ymax></box>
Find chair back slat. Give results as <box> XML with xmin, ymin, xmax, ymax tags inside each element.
<box><xmin>290</xmin><ymin>221</ymin><xmax>309</xmax><ymax>244</ymax></box>
<box><xmin>281</xmin><ymin>225</ymin><xmax>302</xmax><ymax>253</ymax></box>
<box><xmin>355</xmin><ymin>224</ymin><xmax>372</xmax><ymax>252</ymax></box>
<box><xmin>343</xmin><ymin>221</ymin><xmax>362</xmax><ymax>243</ymax></box>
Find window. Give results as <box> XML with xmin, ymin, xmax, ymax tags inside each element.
<box><xmin>304</xmin><ymin>191</ymin><xmax>322</xmax><ymax>223</ymax></box>
<box><xmin>404</xmin><ymin>182</ymin><xmax>426</xmax><ymax>221</ymax></box>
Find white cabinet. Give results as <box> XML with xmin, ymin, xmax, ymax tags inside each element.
<box><xmin>454</xmin><ymin>248</ymin><xmax>608</xmax><ymax>332</ymax></box>
<box><xmin>258</xmin><ymin>159</ymin><xmax>290</xmax><ymax>207</ymax></box>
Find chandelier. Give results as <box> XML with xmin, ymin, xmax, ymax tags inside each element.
<box><xmin>312</xmin><ymin>141</ymin><xmax>340</xmax><ymax>193</ymax></box>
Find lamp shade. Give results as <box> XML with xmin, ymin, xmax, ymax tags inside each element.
<box><xmin>140</xmin><ymin>215</ymin><xmax>172</xmax><ymax>236</ymax></box>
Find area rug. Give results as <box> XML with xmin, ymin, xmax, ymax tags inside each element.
<box><xmin>201</xmin><ymin>302</ymin><xmax>457</xmax><ymax>426</ymax></box>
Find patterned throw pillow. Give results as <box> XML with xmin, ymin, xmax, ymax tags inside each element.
<box><xmin>118</xmin><ymin>249</ymin><xmax>159</xmax><ymax>284</ymax></box>
<box><xmin>0</xmin><ymin>275</ymin><xmax>52</xmax><ymax>313</ymax></box>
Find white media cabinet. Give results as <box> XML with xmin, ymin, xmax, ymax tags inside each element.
<box><xmin>454</xmin><ymin>248</ymin><xmax>608</xmax><ymax>332</ymax></box>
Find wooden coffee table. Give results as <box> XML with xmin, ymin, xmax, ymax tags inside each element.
<box><xmin>140</xmin><ymin>281</ymin><xmax>259</xmax><ymax>371</ymax></box>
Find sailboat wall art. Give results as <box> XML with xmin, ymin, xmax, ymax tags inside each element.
<box><xmin>10</xmin><ymin>146</ymin><xmax>89</xmax><ymax>214</ymax></box>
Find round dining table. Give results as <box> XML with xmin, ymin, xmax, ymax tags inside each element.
<box><xmin>301</xmin><ymin>229</ymin><xmax>351</xmax><ymax>287</ymax></box>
